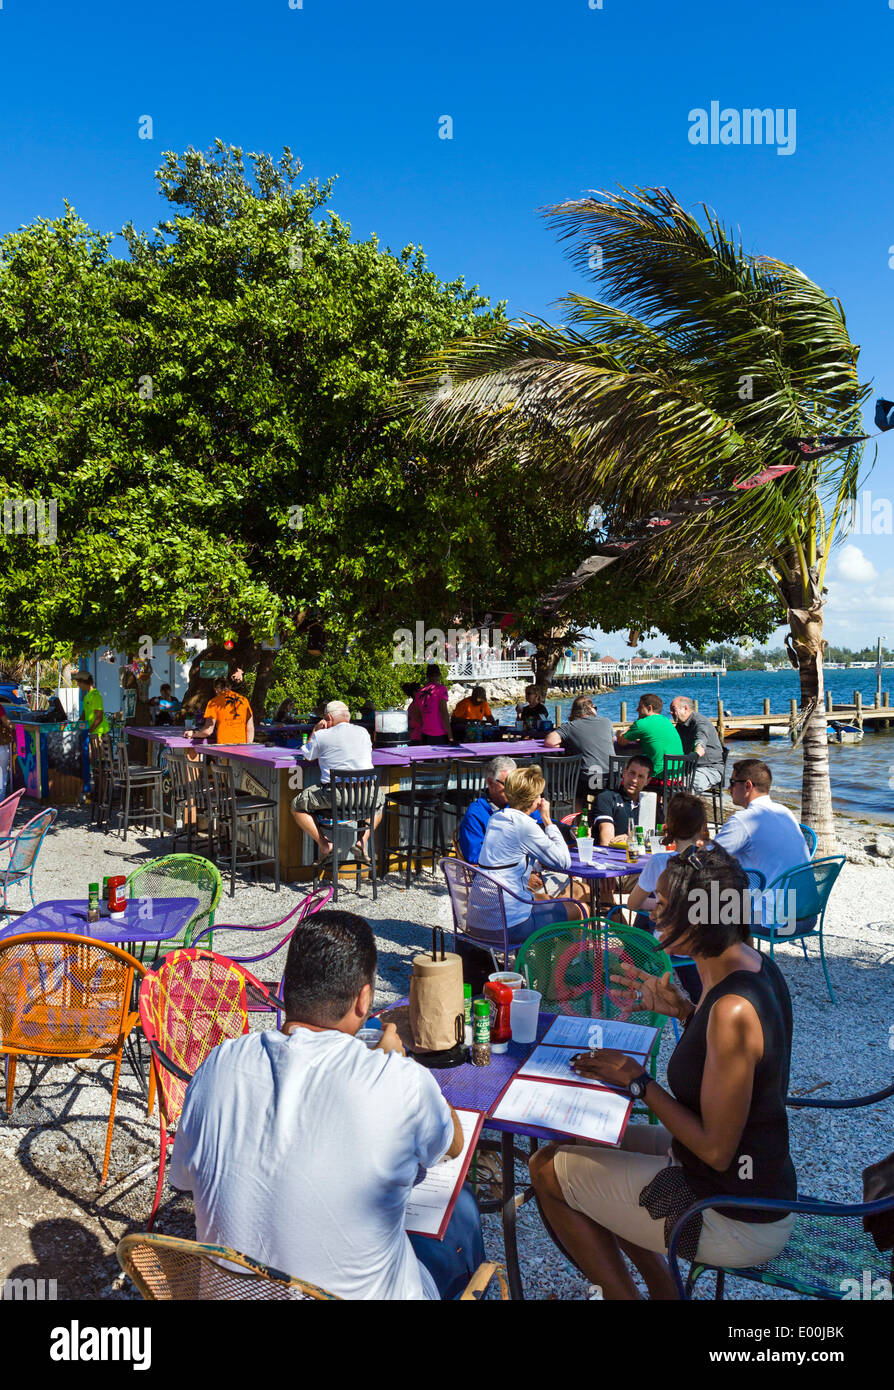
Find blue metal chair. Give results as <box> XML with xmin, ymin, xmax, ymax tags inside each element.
<box><xmin>0</xmin><ymin>808</ymin><xmax>57</xmax><ymax>919</ymax></box>
<box><xmin>751</xmin><ymin>855</ymin><xmax>845</xmax><ymax>1004</ymax></box>
<box><xmin>668</xmin><ymin>1074</ymin><xmax>894</xmax><ymax>1299</ymax></box>
<box><xmin>798</xmin><ymin>822</ymin><xmax>817</xmax><ymax>858</ymax></box>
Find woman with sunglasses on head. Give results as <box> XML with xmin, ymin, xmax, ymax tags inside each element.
<box><xmin>530</xmin><ymin>842</ymin><xmax>796</xmax><ymax>1299</ymax></box>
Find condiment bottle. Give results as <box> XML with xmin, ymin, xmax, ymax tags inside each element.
<box><xmin>471</xmin><ymin>998</ymin><xmax>491</xmax><ymax>1067</ymax></box>
<box><xmin>87</xmin><ymin>882</ymin><xmax>100</xmax><ymax>924</ymax></box>
<box><xmin>483</xmin><ymin>980</ymin><xmax>513</xmax><ymax>1054</ymax></box>
<box><xmin>463</xmin><ymin>983</ymin><xmax>473</xmax><ymax>1047</ymax></box>
<box><xmin>626</xmin><ymin>816</ymin><xmax>637</xmax><ymax>864</ymax></box>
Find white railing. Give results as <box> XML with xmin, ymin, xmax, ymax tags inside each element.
<box><xmin>447</xmin><ymin>658</ymin><xmax>535</xmax><ymax>680</ymax></box>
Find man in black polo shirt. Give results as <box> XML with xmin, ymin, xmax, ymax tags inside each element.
<box><xmin>670</xmin><ymin>696</ymin><xmax>724</xmax><ymax>792</ymax></box>
<box><xmin>590</xmin><ymin>755</ymin><xmax>653</xmax><ymax>846</ymax></box>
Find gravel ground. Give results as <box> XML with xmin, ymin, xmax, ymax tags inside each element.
<box><xmin>0</xmin><ymin>805</ymin><xmax>891</xmax><ymax>1301</ymax></box>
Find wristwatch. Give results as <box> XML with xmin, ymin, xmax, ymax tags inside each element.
<box><xmin>628</xmin><ymin>1072</ymin><xmax>652</xmax><ymax>1100</ymax></box>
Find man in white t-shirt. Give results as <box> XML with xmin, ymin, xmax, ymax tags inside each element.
<box><xmin>290</xmin><ymin>699</ymin><xmax>385</xmax><ymax>864</ymax></box>
<box><xmin>713</xmin><ymin>758</ymin><xmax>809</xmax><ymax>924</ymax></box>
<box><xmin>170</xmin><ymin>909</ymin><xmax>484</xmax><ymax>1300</ymax></box>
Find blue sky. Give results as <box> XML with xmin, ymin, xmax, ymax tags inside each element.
<box><xmin>2</xmin><ymin>0</ymin><xmax>892</xmax><ymax>651</ymax></box>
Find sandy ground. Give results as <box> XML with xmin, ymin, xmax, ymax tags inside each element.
<box><xmin>0</xmin><ymin>805</ymin><xmax>892</xmax><ymax>1301</ymax></box>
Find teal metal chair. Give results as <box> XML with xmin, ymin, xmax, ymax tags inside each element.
<box><xmin>124</xmin><ymin>853</ymin><xmax>222</xmax><ymax>951</ymax></box>
<box><xmin>798</xmin><ymin>822</ymin><xmax>817</xmax><ymax>858</ymax></box>
<box><xmin>752</xmin><ymin>855</ymin><xmax>845</xmax><ymax>1004</ymax></box>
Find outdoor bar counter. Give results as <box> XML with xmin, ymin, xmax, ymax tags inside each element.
<box><xmin>127</xmin><ymin>727</ymin><xmax>560</xmax><ymax>881</ymax></box>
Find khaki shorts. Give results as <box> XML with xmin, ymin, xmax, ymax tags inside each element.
<box><xmin>553</xmin><ymin>1123</ymin><xmax>794</xmax><ymax>1268</ymax></box>
<box><xmin>291</xmin><ymin>783</ymin><xmax>385</xmax><ymax>816</ymax></box>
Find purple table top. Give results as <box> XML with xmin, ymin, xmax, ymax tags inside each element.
<box><xmin>457</xmin><ymin>739</ymin><xmax>560</xmax><ymax>757</ymax></box>
<box><xmin>564</xmin><ymin>846</ymin><xmax>647</xmax><ymax>880</ymax></box>
<box><xmin>0</xmin><ymin>896</ymin><xmax>201</xmax><ymax>945</ymax></box>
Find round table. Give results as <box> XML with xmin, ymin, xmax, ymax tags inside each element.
<box><xmin>559</xmin><ymin>845</ymin><xmax>649</xmax><ymax>917</ymax></box>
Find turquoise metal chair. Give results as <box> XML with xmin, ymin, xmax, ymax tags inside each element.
<box><xmin>752</xmin><ymin>855</ymin><xmax>845</xmax><ymax>1004</ymax></box>
<box><xmin>798</xmin><ymin>822</ymin><xmax>817</xmax><ymax>858</ymax></box>
<box><xmin>0</xmin><ymin>808</ymin><xmax>57</xmax><ymax>919</ymax></box>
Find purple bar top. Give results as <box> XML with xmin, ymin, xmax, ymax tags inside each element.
<box><xmin>565</xmin><ymin>846</ymin><xmax>647</xmax><ymax>879</ymax></box>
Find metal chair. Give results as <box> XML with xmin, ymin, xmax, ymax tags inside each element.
<box><xmin>0</xmin><ymin>789</ymin><xmax>25</xmax><ymax>842</ymax></box>
<box><xmin>670</xmin><ymin>1075</ymin><xmax>894</xmax><ymax>1299</ymax></box>
<box><xmin>138</xmin><ymin>948</ymin><xmax>280</xmax><ymax>1229</ymax></box>
<box><xmin>541</xmin><ymin>754</ymin><xmax>582</xmax><ymax>821</ymax></box>
<box><xmin>115</xmin><ymin>741</ymin><xmax>164</xmax><ymax>842</ymax></box>
<box><xmin>447</xmin><ymin>759</ymin><xmax>488</xmax><ymax>817</ymax></box>
<box><xmin>124</xmin><ymin>853</ymin><xmax>222</xmax><ymax>953</ymax></box>
<box><xmin>606</xmin><ymin>755</ymin><xmax>630</xmax><ymax>791</ymax></box>
<box><xmin>439</xmin><ymin>856</ymin><xmax>578</xmax><ymax>971</ymax></box>
<box><xmin>0</xmin><ymin>932</ymin><xmax>145</xmax><ymax>1184</ymax></box>
<box><xmin>752</xmin><ymin>855</ymin><xmax>845</xmax><ymax>1004</ymax></box>
<box><xmin>164</xmin><ymin>750</ymin><xmax>205</xmax><ymax>854</ymax></box>
<box><xmin>0</xmin><ymin>807</ymin><xmax>57</xmax><ymax>918</ymax></box>
<box><xmin>708</xmin><ymin>745</ymin><xmax>729</xmax><ymax>830</ymax></box>
<box><xmin>384</xmin><ymin>760</ymin><xmax>451</xmax><ymax>887</ymax></box>
<box><xmin>210</xmin><ymin>760</ymin><xmax>280</xmax><ymax>897</ymax></box>
<box><xmin>117</xmin><ymin>1232</ymin><xmax>509</xmax><ymax>1301</ymax></box>
<box><xmin>659</xmin><ymin>753</ymin><xmax>698</xmax><ymax>821</ymax></box>
<box><xmin>190</xmin><ymin>885</ymin><xmax>333</xmax><ymax>1008</ymax></box>
<box><xmin>311</xmin><ymin>769</ymin><xmax>381</xmax><ymax>903</ymax></box>
<box><xmin>798</xmin><ymin>822</ymin><xmax>818</xmax><ymax>858</ymax></box>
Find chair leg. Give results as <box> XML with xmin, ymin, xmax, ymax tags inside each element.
<box><xmin>146</xmin><ymin>1126</ymin><xmax>169</xmax><ymax>1232</ymax></box>
<box><xmin>5</xmin><ymin>1054</ymin><xmax>16</xmax><ymax>1111</ymax></box>
<box><xmin>147</xmin><ymin>1062</ymin><xmax>156</xmax><ymax>1118</ymax></box>
<box><xmin>714</xmin><ymin>1269</ymin><xmax>726</xmax><ymax>1300</ymax></box>
<box><xmin>101</xmin><ymin>1050</ymin><xmax>124</xmax><ymax>1186</ymax></box>
<box><xmin>818</xmin><ymin>926</ymin><xmax>837</xmax><ymax>1005</ymax></box>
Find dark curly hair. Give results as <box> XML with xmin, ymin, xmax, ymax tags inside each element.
<box><xmin>656</xmin><ymin>842</ymin><xmax>752</xmax><ymax>956</ymax></box>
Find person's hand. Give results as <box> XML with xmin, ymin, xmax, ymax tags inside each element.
<box><xmin>570</xmin><ymin>1048</ymin><xmax>642</xmax><ymax>1088</ymax></box>
<box><xmin>538</xmin><ymin>796</ymin><xmax>552</xmax><ymax>825</ymax></box>
<box><xmin>611</xmin><ymin>962</ymin><xmax>693</xmax><ymax>1021</ymax></box>
<box><xmin>376</xmin><ymin>1022</ymin><xmax>405</xmax><ymax>1055</ymax></box>
<box><xmin>313</xmin><ymin>718</ymin><xmax>328</xmax><ymax>733</ymax></box>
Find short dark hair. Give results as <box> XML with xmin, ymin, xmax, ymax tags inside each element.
<box><xmin>424</xmin><ymin>663</ymin><xmax>443</xmax><ymax>683</ymax></box>
<box><xmin>626</xmin><ymin>753</ymin><xmax>653</xmax><ymax>776</ymax></box>
<box><xmin>471</xmin><ymin>685</ymin><xmax>487</xmax><ymax>702</ymax></box>
<box><xmin>639</xmin><ymin>693</ymin><xmax>663</xmax><ymax>713</ymax></box>
<box><xmin>731</xmin><ymin>758</ymin><xmax>772</xmax><ymax>794</ymax></box>
<box><xmin>664</xmin><ymin>792</ymin><xmax>709</xmax><ymax>842</ymax></box>
<box><xmin>283</xmin><ymin>910</ymin><xmax>377</xmax><ymax>1025</ymax></box>
<box><xmin>658</xmin><ymin>843</ymin><xmax>751</xmax><ymax>956</ymax></box>
<box><xmin>570</xmin><ymin>696</ymin><xmax>596</xmax><ymax>720</ymax></box>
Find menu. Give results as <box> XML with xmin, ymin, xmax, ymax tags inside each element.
<box><xmin>491</xmin><ymin>1077</ymin><xmax>630</xmax><ymax>1146</ymax></box>
<box><xmin>540</xmin><ymin>1014</ymin><xmax>657</xmax><ymax>1057</ymax></box>
<box><xmin>517</xmin><ymin>1044</ymin><xmax>645</xmax><ymax>1092</ymax></box>
<box><xmin>404</xmin><ymin>1108</ymin><xmax>485</xmax><ymax>1241</ymax></box>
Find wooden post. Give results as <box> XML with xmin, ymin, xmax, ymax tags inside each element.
<box><xmin>825</xmin><ymin>691</ymin><xmax>833</xmax><ymax>713</ymax></box>
<box><xmin>853</xmin><ymin>689</ymin><xmax>859</xmax><ymax>711</ymax></box>
<box><xmin>788</xmin><ymin>698</ymin><xmax>798</xmax><ymax>741</ymax></box>
<box><xmin>763</xmin><ymin>698</ymin><xmax>771</xmax><ymax>715</ymax></box>
<box><xmin>554</xmin><ymin>704</ymin><xmax>560</xmax><ymax>727</ymax></box>
<box><xmin>855</xmin><ymin>691</ymin><xmax>863</xmax><ymax>729</ymax></box>
<box><xmin>693</xmin><ymin>698</ymin><xmax>699</xmax><ymax>713</ymax></box>
<box><xmin>620</xmin><ymin>701</ymin><xmax>627</xmax><ymax>725</ymax></box>
<box><xmin>884</xmin><ymin>690</ymin><xmax>890</xmax><ymax>730</ymax></box>
<box><xmin>717</xmin><ymin>698</ymin><xmax>725</xmax><ymax>742</ymax></box>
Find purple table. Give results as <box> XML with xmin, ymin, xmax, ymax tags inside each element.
<box><xmin>457</xmin><ymin>739</ymin><xmax>560</xmax><ymax>758</ymax></box>
<box><xmin>562</xmin><ymin>845</ymin><xmax>647</xmax><ymax>915</ymax></box>
<box><xmin>0</xmin><ymin>896</ymin><xmax>200</xmax><ymax>955</ymax></box>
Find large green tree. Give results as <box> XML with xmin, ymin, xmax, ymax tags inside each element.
<box><xmin>405</xmin><ymin>188</ymin><xmax>870</xmax><ymax>850</ymax></box>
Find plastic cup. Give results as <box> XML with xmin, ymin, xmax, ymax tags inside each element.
<box><xmin>488</xmin><ymin>971</ymin><xmax>525</xmax><ymax>992</ymax></box>
<box><xmin>510</xmin><ymin>989</ymin><xmax>541</xmax><ymax>1044</ymax></box>
<box><xmin>356</xmin><ymin>1024</ymin><xmax>383</xmax><ymax>1049</ymax></box>
<box><xmin>577</xmin><ymin>836</ymin><xmax>594</xmax><ymax>864</ymax></box>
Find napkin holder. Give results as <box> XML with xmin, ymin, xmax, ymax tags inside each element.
<box><xmin>409</xmin><ymin>928</ymin><xmax>466</xmax><ymax>1069</ymax></box>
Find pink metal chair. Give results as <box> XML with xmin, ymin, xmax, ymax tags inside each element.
<box><xmin>0</xmin><ymin>790</ymin><xmax>25</xmax><ymax>842</ymax></box>
<box><xmin>0</xmin><ymin>808</ymin><xmax>57</xmax><ymax>920</ymax></box>
<box><xmin>188</xmin><ymin>886</ymin><xmax>333</xmax><ymax>1006</ymax></box>
<box><xmin>440</xmin><ymin>856</ymin><xmax>579</xmax><ymax>970</ymax></box>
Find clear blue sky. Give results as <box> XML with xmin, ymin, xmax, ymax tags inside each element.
<box><xmin>2</xmin><ymin>0</ymin><xmax>892</xmax><ymax>650</ymax></box>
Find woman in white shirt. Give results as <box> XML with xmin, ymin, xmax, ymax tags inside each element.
<box><xmin>478</xmin><ymin>766</ymin><xmax>585</xmax><ymax>945</ymax></box>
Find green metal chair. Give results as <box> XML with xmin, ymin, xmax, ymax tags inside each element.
<box><xmin>125</xmin><ymin>853</ymin><xmax>222</xmax><ymax>951</ymax></box>
<box><xmin>514</xmin><ymin>917</ymin><xmax>673</xmax><ymax>1116</ymax></box>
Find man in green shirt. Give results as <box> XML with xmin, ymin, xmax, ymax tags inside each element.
<box><xmin>76</xmin><ymin>672</ymin><xmax>110</xmax><ymax>738</ymax></box>
<box><xmin>616</xmin><ymin>692</ymin><xmax>683</xmax><ymax>777</ymax></box>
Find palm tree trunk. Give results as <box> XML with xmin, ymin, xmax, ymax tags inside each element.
<box><xmin>782</xmin><ymin>570</ymin><xmax>836</xmax><ymax>855</ymax></box>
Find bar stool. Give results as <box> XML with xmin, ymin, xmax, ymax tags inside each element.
<box><xmin>541</xmin><ymin>754</ymin><xmax>582</xmax><ymax>821</ymax></box>
<box><xmin>212</xmin><ymin>760</ymin><xmax>280</xmax><ymax>897</ymax></box>
<box><xmin>115</xmin><ymin>741</ymin><xmax>165</xmax><ymax>842</ymax></box>
<box><xmin>311</xmin><ymin>768</ymin><xmax>381</xmax><ymax>904</ymax></box>
<box><xmin>382</xmin><ymin>759</ymin><xmax>451</xmax><ymax>886</ymax></box>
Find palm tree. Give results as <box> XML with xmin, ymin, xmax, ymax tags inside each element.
<box><xmin>404</xmin><ymin>188</ymin><xmax>871</xmax><ymax>853</ymax></box>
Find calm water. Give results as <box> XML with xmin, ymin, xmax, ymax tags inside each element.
<box><xmin>501</xmin><ymin>669</ymin><xmax>894</xmax><ymax>824</ymax></box>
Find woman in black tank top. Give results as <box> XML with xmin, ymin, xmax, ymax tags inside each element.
<box><xmin>530</xmin><ymin>842</ymin><xmax>797</xmax><ymax>1299</ymax></box>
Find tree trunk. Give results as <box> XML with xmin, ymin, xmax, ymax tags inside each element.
<box><xmin>249</xmin><ymin>648</ymin><xmax>276</xmax><ymax>722</ymax></box>
<box><xmin>527</xmin><ymin>621</ymin><xmax>569</xmax><ymax>693</ymax></box>
<box><xmin>782</xmin><ymin>567</ymin><xmax>836</xmax><ymax>855</ymax></box>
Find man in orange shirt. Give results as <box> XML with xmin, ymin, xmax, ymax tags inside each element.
<box><xmin>452</xmin><ymin>685</ymin><xmax>497</xmax><ymax>725</ymax></box>
<box><xmin>188</xmin><ymin>676</ymin><xmax>254</xmax><ymax>745</ymax></box>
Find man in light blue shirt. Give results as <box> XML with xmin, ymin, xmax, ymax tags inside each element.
<box><xmin>713</xmin><ymin>758</ymin><xmax>809</xmax><ymax>925</ymax></box>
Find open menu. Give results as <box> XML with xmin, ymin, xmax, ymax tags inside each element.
<box><xmin>491</xmin><ymin>1076</ymin><xmax>631</xmax><ymax>1146</ymax></box>
<box><xmin>404</xmin><ymin>1108</ymin><xmax>485</xmax><ymax>1241</ymax></box>
<box><xmin>517</xmin><ymin>1043</ymin><xmax>643</xmax><ymax>1092</ymax></box>
<box><xmin>540</xmin><ymin>1014</ymin><xmax>657</xmax><ymax>1057</ymax></box>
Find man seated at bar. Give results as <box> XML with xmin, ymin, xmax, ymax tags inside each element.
<box><xmin>185</xmin><ymin>674</ymin><xmax>254</xmax><ymax>745</ymax></box>
<box><xmin>529</xmin><ymin>844</ymin><xmax>796</xmax><ymax>1299</ymax></box>
<box><xmin>149</xmin><ymin>683</ymin><xmax>181</xmax><ymax>727</ymax></box>
<box><xmin>478</xmin><ymin>766</ymin><xmax>585</xmax><ymax>941</ymax></box>
<box><xmin>170</xmin><ymin>909</ymin><xmax>484</xmax><ymax>1299</ymax></box>
<box><xmin>452</xmin><ymin>685</ymin><xmax>497</xmax><ymax>728</ymax></box>
<box><xmin>458</xmin><ymin>754</ymin><xmax>541</xmax><ymax>863</ymax></box>
<box><xmin>590</xmin><ymin>755</ymin><xmax>653</xmax><ymax>846</ymax></box>
<box><xmin>291</xmin><ymin>699</ymin><xmax>385</xmax><ymax>865</ymax></box>
<box><xmin>713</xmin><ymin>758</ymin><xmax>808</xmax><ymax>924</ymax></box>
<box><xmin>669</xmin><ymin>695</ymin><xmax>723</xmax><ymax>792</ymax></box>
<box><xmin>544</xmin><ymin>696</ymin><xmax>615</xmax><ymax>808</ymax></box>
<box><xmin>616</xmin><ymin>693</ymin><xmax>683</xmax><ymax>782</ymax></box>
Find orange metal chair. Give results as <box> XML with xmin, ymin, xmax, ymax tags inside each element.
<box><xmin>0</xmin><ymin>932</ymin><xmax>145</xmax><ymax>1184</ymax></box>
<box><xmin>138</xmin><ymin>948</ymin><xmax>279</xmax><ymax>1229</ymax></box>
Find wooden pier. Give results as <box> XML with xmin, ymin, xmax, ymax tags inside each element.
<box><xmin>554</xmin><ymin>690</ymin><xmax>894</xmax><ymax>739</ymax></box>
